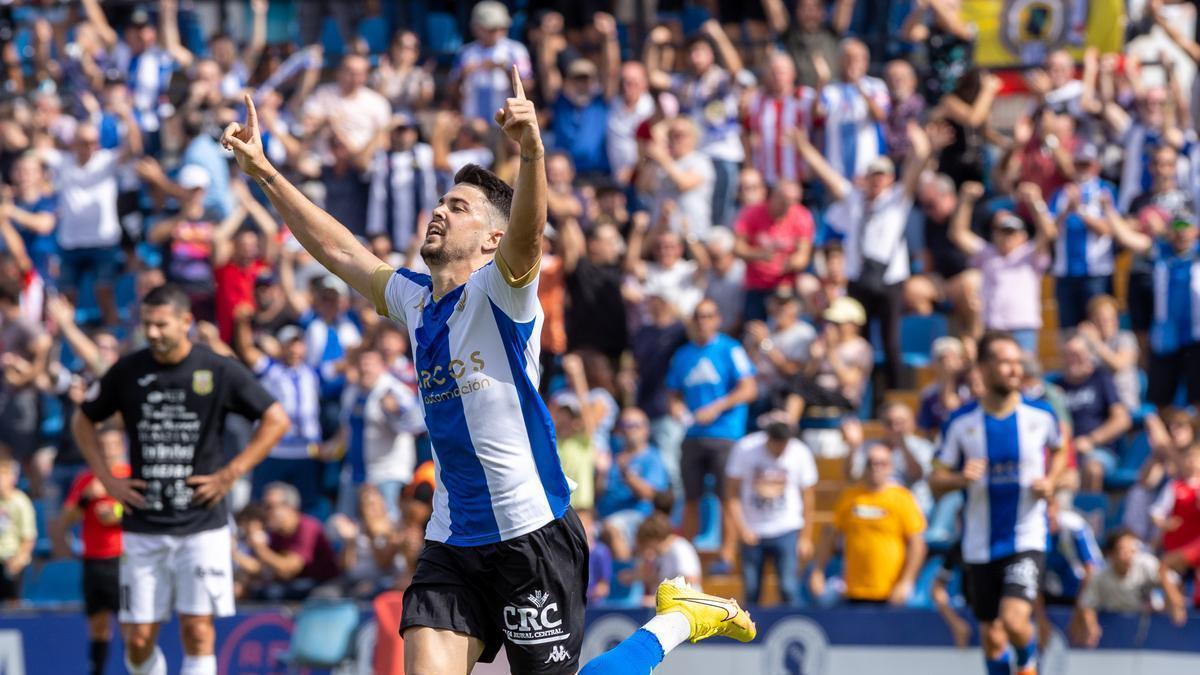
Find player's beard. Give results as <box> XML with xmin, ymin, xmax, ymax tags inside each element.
<box><xmin>421</xmin><ymin>232</ymin><xmax>477</xmax><ymax>266</ymax></box>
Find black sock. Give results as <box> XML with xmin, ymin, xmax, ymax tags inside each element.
<box><xmin>89</xmin><ymin>639</ymin><xmax>109</xmax><ymax>675</ymax></box>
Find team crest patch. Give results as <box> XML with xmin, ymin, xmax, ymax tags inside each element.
<box><xmin>192</xmin><ymin>370</ymin><xmax>214</xmax><ymax>395</ymax></box>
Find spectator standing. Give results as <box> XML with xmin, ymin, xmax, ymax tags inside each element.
<box><xmin>743</xmin><ymin>51</ymin><xmax>815</xmax><ymax>188</ymax></box>
<box><xmin>212</xmin><ymin>183</ymin><xmax>280</xmax><ymax>344</ymax></box>
<box><xmin>233</xmin><ymin>313</ymin><xmax>324</xmax><ymax>514</ymax></box>
<box><xmin>1073</xmin><ymin>528</ymin><xmax>1187</xmax><ymax>647</ymax></box>
<box><xmin>881</xmin><ymin>60</ymin><xmax>926</xmax><ymax>167</ymax></box>
<box><xmin>929</xmin><ymin>68</ymin><xmax>1001</xmax><ymax>187</ymax></box>
<box><xmin>1048</xmin><ymin>144</ymin><xmax>1117</xmax><ymax>329</ymax></box>
<box><xmin>364</xmin><ymin>113</ymin><xmax>438</xmax><ymax>256</ymax></box>
<box><xmin>814</xmin><ymin>38</ymin><xmax>890</xmax><ymax>181</ymax></box>
<box><xmin>631</xmin><ymin>285</ymin><xmax>689</xmax><ymax>486</ymax></box>
<box><xmin>371</xmin><ymin>31</ymin><xmax>435</xmax><ymax>113</ymax></box>
<box><xmin>784</xmin><ymin>296</ymin><xmax>874</xmax><ymax>429</ymax></box>
<box><xmin>1077</xmin><ymin>295</ymin><xmax>1140</xmax><ymax>413</ymax></box>
<box><xmin>301</xmin><ymin>55</ymin><xmax>392</xmax><ymax>162</ymax></box>
<box><xmin>639</xmin><ymin>118</ymin><xmax>717</xmax><ymax>238</ymax></box>
<box><xmin>916</xmin><ymin>336</ymin><xmax>973</xmax><ymax>439</ymax></box>
<box><xmin>899</xmin><ymin>0</ymin><xmax>977</xmax><ymax>103</ymax></box>
<box><xmin>539</xmin><ymin>14</ymin><xmax>621</xmax><ymax>177</ymax></box>
<box><xmin>561</xmin><ymin>220</ymin><xmax>628</xmax><ymax>362</ymax></box>
<box><xmin>647</xmin><ymin>20</ymin><xmax>746</xmax><ymax>227</ymax></box>
<box><xmin>733</xmin><ymin>180</ymin><xmax>814</xmax><ymax>322</ymax></box>
<box><xmin>702</xmin><ymin>226</ymin><xmax>748</xmax><ymax>333</ymax></box>
<box><xmin>1108</xmin><ymin>202</ymin><xmax>1200</xmax><ymax>409</ymax></box>
<box><xmin>237</xmin><ymin>482</ymin><xmax>339</xmax><ymax>601</ymax></box>
<box><xmin>949</xmin><ymin>182</ymin><xmax>1055</xmax><ymax>353</ymax></box>
<box><xmin>725</xmin><ymin>416</ymin><xmax>817</xmax><ymax>606</ymax></box>
<box><xmin>607</xmin><ymin>62</ymin><xmax>656</xmax><ymax>186</ymax></box>
<box><xmin>763</xmin><ymin>0</ymin><xmax>843</xmax><ymax>90</ymax></box>
<box><xmin>811</xmin><ymin>443</ymin><xmax>927</xmax><ymax>605</ymax></box>
<box><xmin>665</xmin><ymin>298</ymin><xmax>757</xmax><ymax>549</ymax></box>
<box><xmin>2</xmin><ymin>152</ymin><xmax>57</xmax><ymax>283</ymax></box>
<box><xmin>450</xmin><ymin>1</ymin><xmax>533</xmax><ymax>124</ymax></box>
<box><xmin>331</xmin><ymin>349</ymin><xmax>424</xmax><ymax>520</ymax></box>
<box><xmin>0</xmin><ymin>456</ymin><xmax>35</xmax><ymax>604</ymax></box>
<box><xmin>0</xmin><ymin>279</ymin><xmax>50</xmax><ymax>475</ymax></box>
<box><xmin>1150</xmin><ymin>445</ymin><xmax>1200</xmax><ymax>583</ymax></box>
<box><xmin>1054</xmin><ymin>334</ymin><xmax>1131</xmax><ymax>492</ymax></box>
<box><xmin>51</xmin><ymin>115</ymin><xmax>142</xmax><ymax>327</ymax></box>
<box><xmin>915</xmin><ymin>173</ymin><xmax>983</xmax><ymax>337</ymax></box>
<box><xmin>795</xmin><ymin>122</ymin><xmax>930</xmax><ymax>388</ymax></box>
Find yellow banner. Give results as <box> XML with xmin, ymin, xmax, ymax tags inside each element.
<box><xmin>963</xmin><ymin>0</ymin><xmax>1126</xmax><ymax>67</ymax></box>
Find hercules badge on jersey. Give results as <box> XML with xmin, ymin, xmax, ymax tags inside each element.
<box><xmin>192</xmin><ymin>370</ymin><xmax>213</xmax><ymax>395</ymax></box>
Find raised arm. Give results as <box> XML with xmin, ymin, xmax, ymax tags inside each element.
<box><xmin>596</xmin><ymin>13</ymin><xmax>621</xmax><ymax>101</ymax></box>
<box><xmin>792</xmin><ymin>128</ymin><xmax>851</xmax><ymax>202</ymax></box>
<box><xmin>243</xmin><ymin>0</ymin><xmax>270</xmax><ymax>73</ymax></box>
<box><xmin>1152</xmin><ymin>0</ymin><xmax>1200</xmax><ymax>64</ymax></box>
<box><xmin>1019</xmin><ymin>182</ymin><xmax>1058</xmax><ymax>247</ymax></box>
<box><xmin>222</xmin><ymin>94</ymin><xmax>388</xmax><ymax>304</ymax></box>
<box><xmin>159</xmin><ymin>0</ymin><xmax>195</xmax><ymax>70</ymax></box>
<box><xmin>80</xmin><ymin>0</ymin><xmax>118</xmax><ymax>49</ymax></box>
<box><xmin>762</xmin><ymin>0</ymin><xmax>790</xmax><ymax>34</ymax></box>
<box><xmin>700</xmin><ymin>20</ymin><xmax>744</xmax><ymax>76</ymax></box>
<box><xmin>949</xmin><ymin>181</ymin><xmax>987</xmax><ymax>256</ymax></box>
<box><xmin>494</xmin><ymin>65</ymin><xmax>547</xmax><ymax>283</ymax></box>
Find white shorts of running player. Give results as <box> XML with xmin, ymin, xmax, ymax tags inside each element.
<box><xmin>119</xmin><ymin>527</ymin><xmax>235</xmax><ymax>624</ymax></box>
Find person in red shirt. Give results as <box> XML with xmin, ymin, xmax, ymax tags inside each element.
<box><xmin>51</xmin><ymin>426</ymin><xmax>129</xmax><ymax>675</ymax></box>
<box><xmin>236</xmin><ymin>482</ymin><xmax>339</xmax><ymax>601</ymax></box>
<box><xmin>733</xmin><ymin>179</ymin><xmax>814</xmax><ymax>323</ymax></box>
<box><xmin>212</xmin><ymin>182</ymin><xmax>280</xmax><ymax>343</ymax></box>
<box><xmin>1152</xmin><ymin>444</ymin><xmax>1200</xmax><ymax>594</ymax></box>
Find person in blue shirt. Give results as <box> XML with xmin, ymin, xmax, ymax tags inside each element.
<box><xmin>1048</xmin><ymin>144</ymin><xmax>1117</xmax><ymax>329</ymax></box>
<box><xmin>596</xmin><ymin>407</ymin><xmax>671</xmax><ymax>561</ymax></box>
<box><xmin>3</xmin><ymin>153</ymin><xmax>57</xmax><ymax>283</ymax></box>
<box><xmin>1042</xmin><ymin>495</ymin><xmax>1101</xmax><ymax>607</ymax></box>
<box><xmin>541</xmin><ymin>13</ymin><xmax>621</xmax><ymax>178</ymax></box>
<box><xmin>665</xmin><ymin>297</ymin><xmax>758</xmax><ymax>548</ymax></box>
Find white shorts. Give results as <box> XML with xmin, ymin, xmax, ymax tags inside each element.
<box><xmin>119</xmin><ymin>526</ymin><xmax>236</xmax><ymax>624</ymax></box>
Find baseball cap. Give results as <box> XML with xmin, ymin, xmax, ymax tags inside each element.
<box><xmin>566</xmin><ymin>59</ymin><xmax>598</xmax><ymax>79</ymax></box>
<box><xmin>471</xmin><ymin>1</ymin><xmax>511</xmax><ymax>29</ymax></box>
<box><xmin>823</xmin><ymin>297</ymin><xmax>867</xmax><ymax>326</ymax></box>
<box><xmin>1073</xmin><ymin>142</ymin><xmax>1100</xmax><ymax>164</ymax></box>
<box><xmin>178</xmin><ymin>165</ymin><xmax>211</xmax><ymax>191</ymax></box>
<box><xmin>129</xmin><ymin>7</ymin><xmax>152</xmax><ymax>27</ymax></box>
<box><xmin>865</xmin><ymin>156</ymin><xmax>895</xmax><ymax>177</ymax></box>
<box><xmin>995</xmin><ymin>212</ymin><xmax>1025</xmax><ymax>231</ymax></box>
<box><xmin>315</xmin><ymin>274</ymin><xmax>349</xmax><ymax>297</ymax></box>
<box><xmin>276</xmin><ymin>325</ymin><xmax>304</xmax><ymax>344</ymax></box>
<box><xmin>550</xmin><ymin>390</ymin><xmax>582</xmax><ymax>413</ymax></box>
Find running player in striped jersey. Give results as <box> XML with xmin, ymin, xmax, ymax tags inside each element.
<box><xmin>931</xmin><ymin>332</ymin><xmax>1069</xmax><ymax>675</ymax></box>
<box><xmin>223</xmin><ymin>68</ymin><xmax>753</xmax><ymax>674</ymax></box>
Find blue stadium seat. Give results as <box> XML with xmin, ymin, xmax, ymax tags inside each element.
<box><xmin>358</xmin><ymin>15</ymin><xmax>390</xmax><ymax>54</ymax></box>
<box><xmin>1073</xmin><ymin>492</ymin><xmax>1109</xmax><ymax>539</ymax></box>
<box><xmin>900</xmin><ymin>313</ymin><xmax>949</xmax><ymax>368</ymax></box>
<box><xmin>1105</xmin><ymin>432</ymin><xmax>1151</xmax><ymax>491</ymax></box>
<box><xmin>907</xmin><ymin>555</ymin><xmax>944</xmax><ymax>610</ymax></box>
<box><xmin>603</xmin><ymin>560</ymin><xmax>645</xmax><ymax>608</ymax></box>
<box><xmin>277</xmin><ymin>599</ymin><xmax>361</xmax><ymax>668</ymax></box>
<box><xmin>32</xmin><ymin>501</ymin><xmax>51</xmax><ymax>559</ymax></box>
<box><xmin>22</xmin><ymin>560</ymin><xmax>83</xmax><ymax>607</ymax></box>
<box><xmin>426</xmin><ymin>12</ymin><xmax>463</xmax><ymax>65</ymax></box>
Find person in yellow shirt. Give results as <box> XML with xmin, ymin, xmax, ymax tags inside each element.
<box><xmin>810</xmin><ymin>443</ymin><xmax>927</xmax><ymax>604</ymax></box>
<box><xmin>0</xmin><ymin>456</ymin><xmax>37</xmax><ymax>604</ymax></box>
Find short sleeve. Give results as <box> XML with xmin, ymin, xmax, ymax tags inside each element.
<box><xmin>796</xmin><ymin>442</ymin><xmax>819</xmax><ymax>489</ymax></box>
<box><xmin>79</xmin><ymin>359</ymin><xmax>124</xmax><ymax>423</ymax></box>
<box><xmin>1099</xmin><ymin>373</ymin><xmax>1122</xmax><ymax>410</ymax></box>
<box><xmin>479</xmin><ymin>258</ymin><xmax>541</xmax><ymax>323</ymax></box>
<box><xmin>899</xmin><ymin>489</ymin><xmax>927</xmax><ymax>536</ymax></box>
<box><xmin>725</xmin><ymin>443</ymin><xmax>749</xmax><ymax>480</ymax></box>
<box><xmin>664</xmin><ymin>349</ymin><xmax>685</xmax><ymax>392</ymax></box>
<box><xmin>251</xmin><ymin>354</ymin><xmax>271</xmax><ymax>378</ymax></box>
<box><xmin>222</xmin><ymin>358</ymin><xmax>278</xmax><ymax>420</ymax></box>
<box><xmin>371</xmin><ymin>265</ymin><xmax>430</xmax><ymax>327</ymax></box>
<box><xmin>832</xmin><ymin>491</ymin><xmax>852</xmax><ymax>531</ymax></box>
<box><xmin>63</xmin><ymin>472</ymin><xmax>90</xmax><ymax>509</ymax></box>
<box><xmin>729</xmin><ymin>344</ymin><xmax>756</xmax><ymax>379</ymax></box>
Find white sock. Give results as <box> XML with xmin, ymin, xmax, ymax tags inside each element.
<box><xmin>643</xmin><ymin>611</ymin><xmax>692</xmax><ymax>655</ymax></box>
<box><xmin>125</xmin><ymin>646</ymin><xmax>166</xmax><ymax>675</ymax></box>
<box><xmin>180</xmin><ymin>654</ymin><xmax>217</xmax><ymax>675</ymax></box>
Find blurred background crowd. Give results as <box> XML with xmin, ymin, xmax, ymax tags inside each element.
<box><xmin>2</xmin><ymin>0</ymin><xmax>1200</xmax><ymax>650</ymax></box>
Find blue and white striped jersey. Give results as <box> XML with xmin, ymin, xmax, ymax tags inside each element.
<box><xmin>1049</xmin><ymin>178</ymin><xmax>1116</xmax><ymax>278</ymax></box>
<box><xmin>251</xmin><ymin>356</ymin><xmax>322</xmax><ymax>460</ymax></box>
<box><xmin>935</xmin><ymin>398</ymin><xmax>1062</xmax><ymax>564</ymax></box>
<box><xmin>371</xmin><ymin>260</ymin><xmax>571</xmax><ymax>546</ymax></box>
<box><xmin>1150</xmin><ymin>242</ymin><xmax>1200</xmax><ymax>355</ymax></box>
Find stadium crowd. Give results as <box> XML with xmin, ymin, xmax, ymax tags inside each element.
<box><xmin>2</xmin><ymin>0</ymin><xmax>1200</xmax><ymax>654</ymax></box>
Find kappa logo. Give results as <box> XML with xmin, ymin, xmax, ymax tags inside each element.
<box><xmin>544</xmin><ymin>645</ymin><xmax>570</xmax><ymax>664</ymax></box>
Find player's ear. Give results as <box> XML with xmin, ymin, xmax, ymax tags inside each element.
<box><xmin>481</xmin><ymin>228</ymin><xmax>504</xmax><ymax>254</ymax></box>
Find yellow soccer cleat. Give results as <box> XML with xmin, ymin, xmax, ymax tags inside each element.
<box><xmin>655</xmin><ymin>576</ymin><xmax>757</xmax><ymax>643</ymax></box>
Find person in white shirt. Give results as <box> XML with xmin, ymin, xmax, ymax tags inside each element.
<box><xmin>301</xmin><ymin>54</ymin><xmax>391</xmax><ymax>157</ymax></box>
<box><xmin>331</xmin><ymin>348</ymin><xmax>425</xmax><ymax>520</ymax></box>
<box><xmin>793</xmin><ymin>120</ymin><xmax>931</xmax><ymax>389</ymax></box>
<box><xmin>51</xmin><ymin>111</ymin><xmax>143</xmax><ymax>327</ymax></box>
<box><xmin>639</xmin><ymin>117</ymin><xmax>717</xmax><ymax>237</ymax></box>
<box><xmin>725</xmin><ymin>416</ymin><xmax>818</xmax><ymax>605</ymax></box>
<box><xmin>607</xmin><ymin>62</ymin><xmax>656</xmax><ymax>185</ymax></box>
<box><xmin>450</xmin><ymin>1</ymin><xmax>534</xmax><ymax>123</ymax></box>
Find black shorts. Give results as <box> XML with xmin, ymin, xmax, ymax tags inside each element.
<box><xmin>401</xmin><ymin>509</ymin><xmax>589</xmax><ymax>673</ymax></box>
<box><xmin>964</xmin><ymin>551</ymin><xmax>1044</xmax><ymax>622</ymax></box>
<box><xmin>681</xmin><ymin>437</ymin><xmax>735</xmax><ymax>500</ymax></box>
<box><xmin>83</xmin><ymin>557</ymin><xmax>121</xmax><ymax>616</ymax></box>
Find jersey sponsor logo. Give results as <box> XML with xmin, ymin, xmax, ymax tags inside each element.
<box><xmin>989</xmin><ymin>461</ymin><xmax>1021</xmax><ymax>485</ymax></box>
<box><xmin>503</xmin><ymin>589</ymin><xmax>570</xmax><ymax>645</ymax></box>
<box><xmin>418</xmin><ymin>350</ymin><xmax>492</xmax><ymax>405</ymax></box>
<box><xmin>192</xmin><ymin>370</ymin><xmax>214</xmax><ymax>396</ymax></box>
<box><xmin>1005</xmin><ymin>556</ymin><xmax>1041</xmax><ymax>599</ymax></box>
<box><xmin>544</xmin><ymin>645</ymin><xmax>570</xmax><ymax>664</ymax></box>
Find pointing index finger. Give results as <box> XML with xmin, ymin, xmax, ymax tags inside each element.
<box><xmin>244</xmin><ymin>93</ymin><xmax>259</xmax><ymax>132</ymax></box>
<box><xmin>511</xmin><ymin>64</ymin><xmax>525</xmax><ymax>100</ymax></box>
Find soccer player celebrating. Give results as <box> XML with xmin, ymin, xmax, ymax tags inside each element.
<box><xmin>931</xmin><ymin>332</ymin><xmax>1069</xmax><ymax>675</ymax></box>
<box><xmin>71</xmin><ymin>285</ymin><xmax>291</xmax><ymax>675</ymax></box>
<box><xmin>222</xmin><ymin>68</ymin><xmax>753</xmax><ymax>674</ymax></box>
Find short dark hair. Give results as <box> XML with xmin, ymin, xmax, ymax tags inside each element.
<box><xmin>977</xmin><ymin>331</ymin><xmax>1019</xmax><ymax>363</ymax></box>
<box><xmin>141</xmin><ymin>284</ymin><xmax>192</xmax><ymax>314</ymax></box>
<box><xmin>1102</xmin><ymin>527</ymin><xmax>1137</xmax><ymax>555</ymax></box>
<box><xmin>453</xmin><ymin>164</ymin><xmax>513</xmax><ymax>226</ymax></box>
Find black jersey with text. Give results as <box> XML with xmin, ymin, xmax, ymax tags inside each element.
<box><xmin>80</xmin><ymin>345</ymin><xmax>276</xmax><ymax>535</ymax></box>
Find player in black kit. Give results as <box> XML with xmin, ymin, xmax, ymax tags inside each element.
<box><xmin>71</xmin><ymin>285</ymin><xmax>290</xmax><ymax>675</ymax></box>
